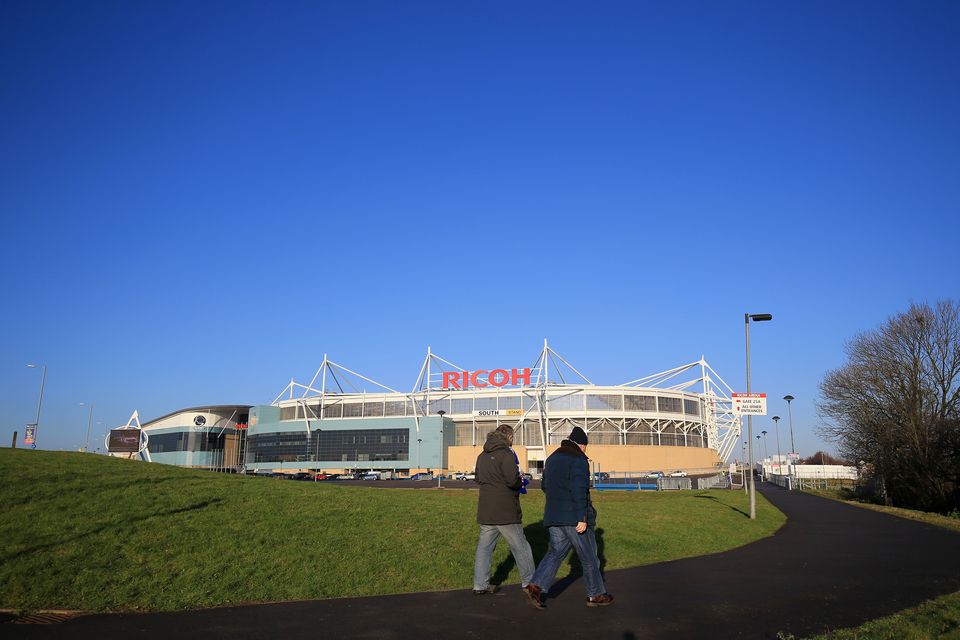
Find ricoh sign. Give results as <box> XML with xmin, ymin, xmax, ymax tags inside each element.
<box><xmin>442</xmin><ymin>368</ymin><xmax>531</xmax><ymax>389</ymax></box>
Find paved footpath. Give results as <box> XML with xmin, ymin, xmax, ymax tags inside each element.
<box><xmin>8</xmin><ymin>485</ymin><xmax>960</xmax><ymax>639</ymax></box>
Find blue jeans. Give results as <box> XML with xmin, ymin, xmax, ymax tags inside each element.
<box><xmin>473</xmin><ymin>523</ymin><xmax>535</xmax><ymax>590</ymax></box>
<box><xmin>530</xmin><ymin>526</ymin><xmax>606</xmax><ymax>597</ymax></box>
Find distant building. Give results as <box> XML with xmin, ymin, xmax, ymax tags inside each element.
<box><xmin>140</xmin><ymin>342</ymin><xmax>745</xmax><ymax>476</ymax></box>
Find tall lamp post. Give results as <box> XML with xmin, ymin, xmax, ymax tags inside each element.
<box><xmin>79</xmin><ymin>402</ymin><xmax>94</xmax><ymax>452</ymax></box>
<box><xmin>26</xmin><ymin>364</ymin><xmax>46</xmax><ymax>447</ymax></box>
<box><xmin>437</xmin><ymin>410</ymin><xmax>446</xmax><ymax>488</ymax></box>
<box><xmin>744</xmin><ymin>313</ymin><xmax>773</xmax><ymax>520</ymax></box>
<box><xmin>417</xmin><ymin>438</ymin><xmax>423</xmax><ymax>475</ymax></box>
<box><xmin>772</xmin><ymin>415</ymin><xmax>782</xmax><ymax>476</ymax></box>
<box><xmin>742</xmin><ymin>439</ymin><xmax>748</xmax><ymax>493</ymax></box>
<box><xmin>784</xmin><ymin>395</ymin><xmax>796</xmax><ymax>478</ymax></box>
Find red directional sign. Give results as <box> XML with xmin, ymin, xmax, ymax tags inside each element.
<box><xmin>732</xmin><ymin>393</ymin><xmax>767</xmax><ymax>415</ymax></box>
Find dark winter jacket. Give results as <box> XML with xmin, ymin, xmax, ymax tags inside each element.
<box><xmin>541</xmin><ymin>439</ymin><xmax>597</xmax><ymax>527</ymax></box>
<box><xmin>475</xmin><ymin>431</ymin><xmax>524</xmax><ymax>525</ymax></box>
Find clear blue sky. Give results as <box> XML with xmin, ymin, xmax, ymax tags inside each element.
<box><xmin>2</xmin><ymin>1</ymin><xmax>957</xmax><ymax>458</ymax></box>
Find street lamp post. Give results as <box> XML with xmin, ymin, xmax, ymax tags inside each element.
<box><xmin>756</xmin><ymin>435</ymin><xmax>762</xmax><ymax>480</ymax></box>
<box><xmin>437</xmin><ymin>410</ymin><xmax>446</xmax><ymax>488</ymax></box>
<box><xmin>79</xmin><ymin>402</ymin><xmax>94</xmax><ymax>452</ymax></box>
<box><xmin>26</xmin><ymin>364</ymin><xmax>46</xmax><ymax>447</ymax></box>
<box><xmin>417</xmin><ymin>438</ymin><xmax>423</xmax><ymax>475</ymax></box>
<box><xmin>772</xmin><ymin>416</ymin><xmax>782</xmax><ymax>476</ymax></box>
<box><xmin>744</xmin><ymin>313</ymin><xmax>773</xmax><ymax>520</ymax></box>
<box><xmin>784</xmin><ymin>395</ymin><xmax>796</xmax><ymax>479</ymax></box>
<box><xmin>761</xmin><ymin>430</ymin><xmax>768</xmax><ymax>462</ymax></box>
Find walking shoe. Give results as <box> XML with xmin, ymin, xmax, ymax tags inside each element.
<box><xmin>521</xmin><ymin>584</ymin><xmax>545</xmax><ymax>610</ymax></box>
<box><xmin>472</xmin><ymin>585</ymin><xmax>499</xmax><ymax>595</ymax></box>
<box><xmin>586</xmin><ymin>593</ymin><xmax>615</xmax><ymax>607</ymax></box>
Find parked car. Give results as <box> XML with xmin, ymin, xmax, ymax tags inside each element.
<box><xmin>292</xmin><ymin>472</ymin><xmax>312</xmax><ymax>481</ymax></box>
<box><xmin>592</xmin><ymin>472</ymin><xmax>610</xmax><ymax>481</ymax></box>
<box><xmin>361</xmin><ymin>472</ymin><xmax>381</xmax><ymax>481</ymax></box>
<box><xmin>409</xmin><ymin>472</ymin><xmax>434</xmax><ymax>481</ymax></box>
<box><xmin>312</xmin><ymin>473</ymin><xmax>330</xmax><ymax>481</ymax></box>
<box><xmin>645</xmin><ymin>470</ymin><xmax>665</xmax><ymax>478</ymax></box>
<box><xmin>454</xmin><ymin>471</ymin><xmax>476</xmax><ymax>481</ymax></box>
<box><xmin>669</xmin><ymin>470</ymin><xmax>688</xmax><ymax>478</ymax></box>
<box><xmin>521</xmin><ymin>473</ymin><xmax>533</xmax><ymax>481</ymax></box>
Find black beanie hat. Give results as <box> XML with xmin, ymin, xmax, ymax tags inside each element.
<box><xmin>569</xmin><ymin>426</ymin><xmax>588</xmax><ymax>446</ymax></box>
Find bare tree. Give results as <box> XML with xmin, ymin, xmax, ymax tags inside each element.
<box><xmin>818</xmin><ymin>300</ymin><xmax>960</xmax><ymax>512</ymax></box>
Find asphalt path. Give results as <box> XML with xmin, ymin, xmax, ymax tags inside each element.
<box><xmin>7</xmin><ymin>484</ymin><xmax>960</xmax><ymax>639</ymax></box>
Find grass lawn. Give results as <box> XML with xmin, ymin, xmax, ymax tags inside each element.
<box><xmin>799</xmin><ymin>489</ymin><xmax>960</xmax><ymax>640</ymax></box>
<box><xmin>805</xmin><ymin>591</ymin><xmax>960</xmax><ymax>640</ymax></box>
<box><xmin>0</xmin><ymin>449</ymin><xmax>784</xmax><ymax>612</ymax></box>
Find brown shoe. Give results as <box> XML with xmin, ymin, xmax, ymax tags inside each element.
<box><xmin>522</xmin><ymin>584</ymin><xmax>545</xmax><ymax>610</ymax></box>
<box><xmin>586</xmin><ymin>593</ymin><xmax>614</xmax><ymax>607</ymax></box>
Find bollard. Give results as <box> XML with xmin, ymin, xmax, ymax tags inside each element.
<box><xmin>11</xmin><ymin>431</ymin><xmax>17</xmax><ymax>449</ymax></box>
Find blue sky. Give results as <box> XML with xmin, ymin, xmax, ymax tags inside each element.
<box><xmin>2</xmin><ymin>1</ymin><xmax>957</xmax><ymax>457</ymax></box>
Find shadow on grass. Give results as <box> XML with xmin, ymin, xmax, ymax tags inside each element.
<box><xmin>1</xmin><ymin>498</ymin><xmax>224</xmax><ymax>563</ymax></box>
<box><xmin>693</xmin><ymin>494</ymin><xmax>749</xmax><ymax>518</ymax></box>
<box><xmin>545</xmin><ymin>527</ymin><xmax>607</xmax><ymax>599</ymax></box>
<box><xmin>490</xmin><ymin>522</ymin><xmax>608</xmax><ymax>598</ymax></box>
<box><xmin>490</xmin><ymin>521</ymin><xmax>549</xmax><ymax>586</ymax></box>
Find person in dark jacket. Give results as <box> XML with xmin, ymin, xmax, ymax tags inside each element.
<box><xmin>522</xmin><ymin>427</ymin><xmax>614</xmax><ymax>609</ymax></box>
<box><xmin>472</xmin><ymin>424</ymin><xmax>535</xmax><ymax>594</ymax></box>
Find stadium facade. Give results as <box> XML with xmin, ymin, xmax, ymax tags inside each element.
<box><xmin>139</xmin><ymin>341</ymin><xmax>742</xmax><ymax>476</ymax></box>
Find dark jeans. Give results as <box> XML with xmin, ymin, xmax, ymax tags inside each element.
<box><xmin>530</xmin><ymin>525</ymin><xmax>606</xmax><ymax>597</ymax></box>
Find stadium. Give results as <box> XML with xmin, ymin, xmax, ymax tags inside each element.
<box><xmin>137</xmin><ymin>341</ymin><xmax>742</xmax><ymax>477</ymax></box>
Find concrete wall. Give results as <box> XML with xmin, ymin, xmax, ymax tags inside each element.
<box><xmin>448</xmin><ymin>443</ymin><xmax>720</xmax><ymax>474</ymax></box>
<box><xmin>448</xmin><ymin>445</ymin><xmax>529</xmax><ymax>474</ymax></box>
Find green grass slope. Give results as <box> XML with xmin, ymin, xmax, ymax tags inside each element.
<box><xmin>0</xmin><ymin>449</ymin><xmax>784</xmax><ymax>612</ymax></box>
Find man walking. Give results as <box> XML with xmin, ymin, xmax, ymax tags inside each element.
<box><xmin>522</xmin><ymin>427</ymin><xmax>614</xmax><ymax>609</ymax></box>
<box><xmin>473</xmin><ymin>424</ymin><xmax>535</xmax><ymax>594</ymax></box>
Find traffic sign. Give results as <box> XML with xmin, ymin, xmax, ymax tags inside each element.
<box><xmin>732</xmin><ymin>393</ymin><xmax>767</xmax><ymax>415</ymax></box>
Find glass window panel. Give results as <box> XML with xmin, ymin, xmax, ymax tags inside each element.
<box><xmin>658</xmin><ymin>396</ymin><xmax>683</xmax><ymax>413</ymax></box>
<box><xmin>684</xmin><ymin>399</ymin><xmax>700</xmax><ymax>417</ymax></box>
<box><xmin>428</xmin><ymin>397</ymin><xmax>450</xmax><ymax>414</ymax></box>
<box><xmin>321</xmin><ymin>402</ymin><xmax>342</xmax><ymax>418</ymax></box>
<box><xmin>548</xmin><ymin>393</ymin><xmax>582</xmax><ymax>412</ymax></box>
<box><xmin>498</xmin><ymin>395</ymin><xmax>521</xmax><ymax>410</ymax></box>
<box><xmin>450</xmin><ymin>398</ymin><xmax>472</xmax><ymax>414</ymax></box>
<box><xmin>247</xmin><ymin>429</ymin><xmax>410</xmax><ymax>464</ymax></box>
<box><xmin>474</xmin><ymin>397</ymin><xmax>497</xmax><ymax>411</ymax></box>
<box><xmin>363</xmin><ymin>401</ymin><xmax>384</xmax><ymax>417</ymax></box>
<box><xmin>342</xmin><ymin>403</ymin><xmax>363</xmax><ymax>417</ymax></box>
<box><xmin>624</xmin><ymin>395</ymin><xmax>657</xmax><ymax>411</ymax></box>
<box><xmin>586</xmin><ymin>394</ymin><xmax>623</xmax><ymax>411</ymax></box>
<box><xmin>383</xmin><ymin>401</ymin><xmax>406</xmax><ymax>416</ymax></box>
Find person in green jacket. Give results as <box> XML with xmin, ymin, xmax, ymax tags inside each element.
<box><xmin>472</xmin><ymin>424</ymin><xmax>535</xmax><ymax>595</ymax></box>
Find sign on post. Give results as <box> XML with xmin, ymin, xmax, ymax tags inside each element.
<box><xmin>732</xmin><ymin>393</ymin><xmax>767</xmax><ymax>415</ymax></box>
<box><xmin>24</xmin><ymin>424</ymin><xmax>36</xmax><ymax>446</ymax></box>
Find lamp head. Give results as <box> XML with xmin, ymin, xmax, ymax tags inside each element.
<box><xmin>748</xmin><ymin>313</ymin><xmax>773</xmax><ymax>322</ymax></box>
<box><xmin>784</xmin><ymin>395</ymin><xmax>794</xmax><ymax>402</ymax></box>
<box><xmin>772</xmin><ymin>416</ymin><xmax>780</xmax><ymax>423</ymax></box>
